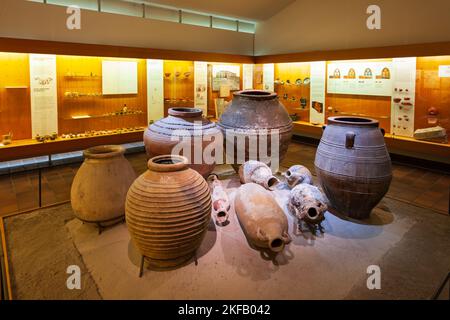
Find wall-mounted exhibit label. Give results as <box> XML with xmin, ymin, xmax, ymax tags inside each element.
<box><xmin>147</xmin><ymin>59</ymin><xmax>164</xmax><ymax>122</ymax></box>
<box><xmin>438</xmin><ymin>65</ymin><xmax>450</xmax><ymax>78</ymax></box>
<box><xmin>327</xmin><ymin>61</ymin><xmax>393</xmax><ymax>96</ymax></box>
<box><xmin>243</xmin><ymin>64</ymin><xmax>254</xmax><ymax>90</ymax></box>
<box><xmin>310</xmin><ymin>61</ymin><xmax>326</xmax><ymax>125</ymax></box>
<box><xmin>194</xmin><ymin>61</ymin><xmax>208</xmax><ymax>115</ymax></box>
<box><xmin>390</xmin><ymin>57</ymin><xmax>416</xmax><ymax>137</ymax></box>
<box><xmin>263</xmin><ymin>63</ymin><xmax>274</xmax><ymax>92</ymax></box>
<box><xmin>102</xmin><ymin>60</ymin><xmax>138</xmax><ymax>95</ymax></box>
<box><xmin>29</xmin><ymin>54</ymin><xmax>58</xmax><ymax>136</ymax></box>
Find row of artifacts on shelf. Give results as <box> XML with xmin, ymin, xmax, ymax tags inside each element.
<box><xmin>70</xmin><ymin>106</ymin><xmax>144</xmax><ymax>119</ymax></box>
<box><xmin>33</xmin><ymin>127</ymin><xmax>145</xmax><ymax>142</ymax></box>
<box><xmin>275</xmin><ymin>77</ymin><xmax>311</xmax><ymax>86</ymax></box>
<box><xmin>164</xmin><ymin>71</ymin><xmax>192</xmax><ymax>79</ymax></box>
<box><xmin>69</xmin><ymin>90</ymin><xmax>394</xmax><ymax>271</ymax></box>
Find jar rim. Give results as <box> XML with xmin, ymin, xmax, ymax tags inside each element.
<box><xmin>147</xmin><ymin>155</ymin><xmax>188</xmax><ymax>172</ymax></box>
<box><xmin>233</xmin><ymin>90</ymin><xmax>277</xmax><ymax>100</ymax></box>
<box><xmin>84</xmin><ymin>145</ymin><xmax>125</xmax><ymax>159</ymax></box>
<box><xmin>328</xmin><ymin>116</ymin><xmax>379</xmax><ymax>127</ymax></box>
<box><xmin>168</xmin><ymin>107</ymin><xmax>203</xmax><ymax>118</ymax></box>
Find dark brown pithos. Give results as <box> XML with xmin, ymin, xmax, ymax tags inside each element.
<box><xmin>125</xmin><ymin>155</ymin><xmax>212</xmax><ymax>268</ymax></box>
<box><xmin>314</xmin><ymin>117</ymin><xmax>392</xmax><ymax>219</ymax></box>
<box><xmin>144</xmin><ymin>107</ymin><xmax>221</xmax><ymax>178</ymax></box>
<box><xmin>217</xmin><ymin>90</ymin><xmax>292</xmax><ymax>171</ymax></box>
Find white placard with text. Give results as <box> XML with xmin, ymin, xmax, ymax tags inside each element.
<box><xmin>147</xmin><ymin>59</ymin><xmax>164</xmax><ymax>122</ymax></box>
<box><xmin>263</xmin><ymin>64</ymin><xmax>274</xmax><ymax>92</ymax></box>
<box><xmin>243</xmin><ymin>64</ymin><xmax>254</xmax><ymax>90</ymax></box>
<box><xmin>102</xmin><ymin>60</ymin><xmax>138</xmax><ymax>95</ymax></box>
<box><xmin>29</xmin><ymin>54</ymin><xmax>58</xmax><ymax>136</ymax></box>
<box><xmin>310</xmin><ymin>61</ymin><xmax>326</xmax><ymax>125</ymax></box>
<box><xmin>327</xmin><ymin>61</ymin><xmax>393</xmax><ymax>96</ymax></box>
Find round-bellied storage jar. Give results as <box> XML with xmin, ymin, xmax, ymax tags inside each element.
<box><xmin>125</xmin><ymin>155</ymin><xmax>212</xmax><ymax>268</ymax></box>
<box><xmin>314</xmin><ymin>117</ymin><xmax>392</xmax><ymax>219</ymax></box>
<box><xmin>217</xmin><ymin>90</ymin><xmax>292</xmax><ymax>172</ymax></box>
<box><xmin>143</xmin><ymin>107</ymin><xmax>221</xmax><ymax>178</ymax></box>
<box><xmin>71</xmin><ymin>145</ymin><xmax>136</xmax><ymax>223</ymax></box>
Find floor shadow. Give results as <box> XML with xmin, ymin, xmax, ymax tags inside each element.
<box><xmin>127</xmin><ymin>218</ymin><xmax>217</xmax><ymax>272</ymax></box>
<box><xmin>327</xmin><ymin>201</ymin><xmax>395</xmax><ymax>226</ymax></box>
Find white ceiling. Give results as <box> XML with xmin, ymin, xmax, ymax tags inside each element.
<box><xmin>142</xmin><ymin>0</ymin><xmax>296</xmax><ymax>21</ymax></box>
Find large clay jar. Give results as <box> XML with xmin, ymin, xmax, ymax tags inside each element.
<box><xmin>143</xmin><ymin>107</ymin><xmax>221</xmax><ymax>178</ymax></box>
<box><xmin>71</xmin><ymin>145</ymin><xmax>136</xmax><ymax>223</ymax></box>
<box><xmin>125</xmin><ymin>155</ymin><xmax>211</xmax><ymax>268</ymax></box>
<box><xmin>234</xmin><ymin>183</ymin><xmax>291</xmax><ymax>253</ymax></box>
<box><xmin>217</xmin><ymin>90</ymin><xmax>292</xmax><ymax>172</ymax></box>
<box><xmin>314</xmin><ymin>117</ymin><xmax>392</xmax><ymax>219</ymax></box>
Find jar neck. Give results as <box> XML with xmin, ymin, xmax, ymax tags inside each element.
<box><xmin>147</xmin><ymin>155</ymin><xmax>188</xmax><ymax>172</ymax></box>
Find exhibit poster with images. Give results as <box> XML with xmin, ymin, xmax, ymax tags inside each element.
<box><xmin>29</xmin><ymin>54</ymin><xmax>58</xmax><ymax>137</ymax></box>
<box><xmin>212</xmin><ymin>65</ymin><xmax>240</xmax><ymax>91</ymax></box>
<box><xmin>327</xmin><ymin>61</ymin><xmax>393</xmax><ymax>96</ymax></box>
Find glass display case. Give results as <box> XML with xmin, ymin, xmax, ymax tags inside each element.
<box><xmin>268</xmin><ymin>56</ymin><xmax>449</xmax><ymax>146</ymax></box>
<box><xmin>0</xmin><ymin>51</ymin><xmax>448</xmax><ymax>162</ymax></box>
<box><xmin>57</xmin><ymin>55</ymin><xmax>148</xmax><ymax>138</ymax></box>
<box><xmin>163</xmin><ymin>60</ymin><xmax>195</xmax><ymax>116</ymax></box>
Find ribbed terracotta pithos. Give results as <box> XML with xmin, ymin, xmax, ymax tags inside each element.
<box><xmin>144</xmin><ymin>107</ymin><xmax>221</xmax><ymax>178</ymax></box>
<box><xmin>314</xmin><ymin>117</ymin><xmax>392</xmax><ymax>220</ymax></box>
<box><xmin>71</xmin><ymin>145</ymin><xmax>136</xmax><ymax>223</ymax></box>
<box><xmin>217</xmin><ymin>90</ymin><xmax>292</xmax><ymax>172</ymax></box>
<box><xmin>125</xmin><ymin>155</ymin><xmax>212</xmax><ymax>268</ymax></box>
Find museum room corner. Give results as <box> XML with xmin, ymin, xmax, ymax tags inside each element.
<box><xmin>0</xmin><ymin>0</ymin><xmax>449</xmax><ymax>308</ymax></box>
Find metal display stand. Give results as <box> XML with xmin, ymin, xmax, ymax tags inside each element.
<box><xmin>432</xmin><ymin>272</ymin><xmax>450</xmax><ymax>300</ymax></box>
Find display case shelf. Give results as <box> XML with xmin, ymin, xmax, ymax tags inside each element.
<box><xmin>0</xmin><ymin>130</ymin><xmax>145</xmax><ymax>162</ymax></box>
<box><xmin>65</xmin><ymin>112</ymin><xmax>144</xmax><ymax>120</ymax></box>
<box><xmin>4</xmin><ymin>86</ymin><xmax>28</xmax><ymax>89</ymax></box>
<box><xmin>64</xmin><ymin>75</ymin><xmax>101</xmax><ymax>79</ymax></box>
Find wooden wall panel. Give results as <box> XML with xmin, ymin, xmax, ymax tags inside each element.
<box><xmin>56</xmin><ymin>55</ymin><xmax>148</xmax><ymax>134</ymax></box>
<box><xmin>163</xmin><ymin>60</ymin><xmax>194</xmax><ymax>117</ymax></box>
<box><xmin>0</xmin><ymin>53</ymin><xmax>31</xmax><ymax>140</ymax></box>
<box><xmin>415</xmin><ymin>56</ymin><xmax>450</xmax><ymax>136</ymax></box>
<box><xmin>274</xmin><ymin>62</ymin><xmax>311</xmax><ymax>120</ymax></box>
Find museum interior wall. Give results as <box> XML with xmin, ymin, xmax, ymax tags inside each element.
<box><xmin>0</xmin><ymin>0</ymin><xmax>254</xmax><ymax>56</ymax></box>
<box><xmin>254</xmin><ymin>0</ymin><xmax>450</xmax><ymax>55</ymax></box>
<box><xmin>0</xmin><ymin>0</ymin><xmax>449</xmax><ymax>165</ymax></box>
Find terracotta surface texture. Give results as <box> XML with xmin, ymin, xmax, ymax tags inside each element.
<box><xmin>234</xmin><ymin>183</ymin><xmax>291</xmax><ymax>253</ymax></box>
<box><xmin>71</xmin><ymin>145</ymin><xmax>136</xmax><ymax>223</ymax></box>
<box><xmin>125</xmin><ymin>155</ymin><xmax>212</xmax><ymax>268</ymax></box>
<box><xmin>238</xmin><ymin>160</ymin><xmax>280</xmax><ymax>190</ymax></box>
<box><xmin>144</xmin><ymin>107</ymin><xmax>221</xmax><ymax>178</ymax></box>
<box><xmin>218</xmin><ymin>90</ymin><xmax>292</xmax><ymax>171</ymax></box>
